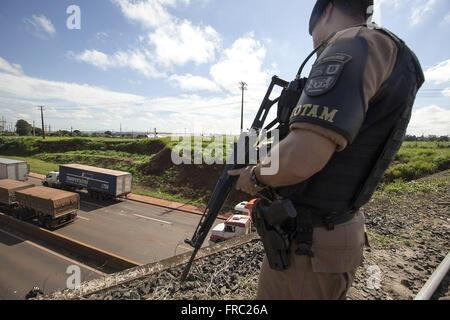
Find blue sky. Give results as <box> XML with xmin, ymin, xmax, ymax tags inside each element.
<box><xmin>0</xmin><ymin>0</ymin><xmax>449</xmax><ymax>135</ymax></box>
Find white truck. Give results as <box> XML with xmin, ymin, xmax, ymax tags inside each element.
<box><xmin>0</xmin><ymin>158</ymin><xmax>28</xmax><ymax>181</ymax></box>
<box><xmin>209</xmin><ymin>215</ymin><xmax>252</xmax><ymax>244</ymax></box>
<box><xmin>209</xmin><ymin>199</ymin><xmax>257</xmax><ymax>244</ymax></box>
<box><xmin>233</xmin><ymin>200</ymin><xmax>257</xmax><ymax>216</ymax></box>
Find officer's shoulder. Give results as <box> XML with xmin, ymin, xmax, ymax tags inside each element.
<box><xmin>329</xmin><ymin>26</ymin><xmax>397</xmax><ymax>55</ymax></box>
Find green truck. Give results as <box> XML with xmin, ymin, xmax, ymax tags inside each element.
<box><xmin>0</xmin><ymin>179</ymin><xmax>79</xmax><ymax>229</ymax></box>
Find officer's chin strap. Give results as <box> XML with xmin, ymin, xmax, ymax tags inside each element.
<box><xmin>296</xmin><ymin>32</ymin><xmax>336</xmax><ymax>80</ymax></box>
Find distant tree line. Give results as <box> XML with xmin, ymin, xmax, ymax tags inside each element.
<box><xmin>4</xmin><ymin>119</ymin><xmax>147</xmax><ymax>139</ymax></box>
<box><xmin>404</xmin><ymin>135</ymin><xmax>449</xmax><ymax>142</ymax></box>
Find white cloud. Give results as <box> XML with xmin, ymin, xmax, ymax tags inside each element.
<box><xmin>210</xmin><ymin>33</ymin><xmax>275</xmax><ymax>100</ymax></box>
<box><xmin>410</xmin><ymin>0</ymin><xmax>439</xmax><ymax>26</ymax></box>
<box><xmin>424</xmin><ymin>59</ymin><xmax>450</xmax><ymax>84</ymax></box>
<box><xmin>373</xmin><ymin>0</ymin><xmax>403</xmax><ymax>25</ymax></box>
<box><xmin>112</xmin><ymin>0</ymin><xmax>177</xmax><ymax>29</ymax></box>
<box><xmin>112</xmin><ymin>0</ymin><xmax>221</xmax><ymax>68</ymax></box>
<box><xmin>444</xmin><ymin>13</ymin><xmax>450</xmax><ymax>24</ymax></box>
<box><xmin>169</xmin><ymin>74</ymin><xmax>220</xmax><ymax>92</ymax></box>
<box><xmin>408</xmin><ymin>105</ymin><xmax>450</xmax><ymax>136</ymax></box>
<box><xmin>373</xmin><ymin>0</ymin><xmax>443</xmax><ymax>27</ymax></box>
<box><xmin>23</xmin><ymin>14</ymin><xmax>56</xmax><ymax>39</ymax></box>
<box><xmin>72</xmin><ymin>49</ymin><xmax>165</xmax><ymax>78</ymax></box>
<box><xmin>0</xmin><ymin>57</ymin><xmax>24</xmax><ymax>76</ymax></box>
<box><xmin>73</xmin><ymin>50</ymin><xmax>111</xmax><ymax>70</ymax></box>
<box><xmin>148</xmin><ymin>20</ymin><xmax>220</xmax><ymax>67</ymax></box>
<box><xmin>442</xmin><ymin>88</ymin><xmax>450</xmax><ymax>97</ymax></box>
<box><xmin>95</xmin><ymin>32</ymin><xmax>109</xmax><ymax>40</ymax></box>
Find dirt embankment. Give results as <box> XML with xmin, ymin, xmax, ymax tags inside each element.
<box><xmin>138</xmin><ymin>148</ymin><xmax>250</xmax><ymax>211</ymax></box>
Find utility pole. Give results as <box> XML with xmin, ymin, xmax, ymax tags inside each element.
<box><xmin>0</xmin><ymin>116</ymin><xmax>6</xmax><ymax>133</ymax></box>
<box><xmin>239</xmin><ymin>81</ymin><xmax>247</xmax><ymax>134</ymax></box>
<box><xmin>39</xmin><ymin>106</ymin><xmax>45</xmax><ymax>139</ymax></box>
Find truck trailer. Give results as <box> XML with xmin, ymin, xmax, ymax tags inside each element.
<box><xmin>0</xmin><ymin>179</ymin><xmax>34</xmax><ymax>206</ymax></box>
<box><xmin>14</xmin><ymin>186</ymin><xmax>79</xmax><ymax>229</ymax></box>
<box><xmin>0</xmin><ymin>158</ymin><xmax>28</xmax><ymax>181</ymax></box>
<box><xmin>43</xmin><ymin>164</ymin><xmax>132</xmax><ymax>200</ymax></box>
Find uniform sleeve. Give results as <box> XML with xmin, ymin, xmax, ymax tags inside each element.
<box><xmin>289</xmin><ymin>27</ymin><xmax>397</xmax><ymax>150</ymax></box>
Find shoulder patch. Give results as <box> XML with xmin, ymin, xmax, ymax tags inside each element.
<box><xmin>304</xmin><ymin>53</ymin><xmax>352</xmax><ymax>97</ymax></box>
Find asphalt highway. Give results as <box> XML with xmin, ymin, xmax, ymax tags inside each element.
<box><xmin>0</xmin><ymin>227</ymin><xmax>104</xmax><ymax>300</ymax></box>
<box><xmin>27</xmin><ymin>177</ymin><xmax>216</xmax><ymax>264</ymax></box>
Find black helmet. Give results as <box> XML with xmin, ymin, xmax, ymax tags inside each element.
<box><xmin>309</xmin><ymin>0</ymin><xmax>374</xmax><ymax>35</ymax></box>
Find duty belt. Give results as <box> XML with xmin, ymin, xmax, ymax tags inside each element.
<box><xmin>252</xmin><ymin>198</ymin><xmax>358</xmax><ymax>271</ymax></box>
<box><xmin>293</xmin><ymin>204</ymin><xmax>358</xmax><ymax>258</ymax></box>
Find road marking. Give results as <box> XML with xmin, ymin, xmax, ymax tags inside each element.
<box><xmin>0</xmin><ymin>228</ymin><xmax>106</xmax><ymax>277</ymax></box>
<box><xmin>133</xmin><ymin>214</ymin><xmax>172</xmax><ymax>225</ymax></box>
<box><xmin>77</xmin><ymin>215</ymin><xmax>90</xmax><ymax>221</ymax></box>
<box><xmin>82</xmin><ymin>201</ymin><xmax>105</xmax><ymax>209</ymax></box>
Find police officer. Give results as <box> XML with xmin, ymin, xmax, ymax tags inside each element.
<box><xmin>228</xmin><ymin>0</ymin><xmax>424</xmax><ymax>300</ymax></box>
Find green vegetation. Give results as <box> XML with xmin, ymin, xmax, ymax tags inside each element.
<box><xmin>372</xmin><ymin>178</ymin><xmax>447</xmax><ymax>204</ymax></box>
<box><xmin>0</xmin><ymin>136</ymin><xmax>448</xmax><ymax>208</ymax></box>
<box><xmin>384</xmin><ymin>141</ymin><xmax>450</xmax><ymax>182</ymax></box>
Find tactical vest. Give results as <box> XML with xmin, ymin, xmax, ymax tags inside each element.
<box><xmin>277</xmin><ymin>27</ymin><xmax>425</xmax><ymax>214</ymax></box>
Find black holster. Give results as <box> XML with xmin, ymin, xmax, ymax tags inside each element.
<box><xmin>252</xmin><ymin>199</ymin><xmax>297</xmax><ymax>271</ymax></box>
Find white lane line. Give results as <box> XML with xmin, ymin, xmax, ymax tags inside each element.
<box><xmin>77</xmin><ymin>215</ymin><xmax>90</xmax><ymax>221</ymax></box>
<box><xmin>0</xmin><ymin>228</ymin><xmax>105</xmax><ymax>277</ymax></box>
<box><xmin>133</xmin><ymin>214</ymin><xmax>172</xmax><ymax>225</ymax></box>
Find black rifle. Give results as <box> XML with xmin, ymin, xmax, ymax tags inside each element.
<box><xmin>180</xmin><ymin>75</ymin><xmax>302</xmax><ymax>282</ymax></box>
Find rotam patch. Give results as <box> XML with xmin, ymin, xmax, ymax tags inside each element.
<box><xmin>305</xmin><ymin>53</ymin><xmax>352</xmax><ymax>97</ymax></box>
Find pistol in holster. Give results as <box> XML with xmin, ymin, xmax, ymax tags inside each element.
<box><xmin>251</xmin><ymin>198</ymin><xmax>298</xmax><ymax>271</ymax></box>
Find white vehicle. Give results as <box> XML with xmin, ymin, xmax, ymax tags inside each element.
<box><xmin>234</xmin><ymin>198</ymin><xmax>258</xmax><ymax>215</ymax></box>
<box><xmin>0</xmin><ymin>158</ymin><xmax>28</xmax><ymax>181</ymax></box>
<box><xmin>209</xmin><ymin>214</ymin><xmax>252</xmax><ymax>244</ymax></box>
<box><xmin>42</xmin><ymin>171</ymin><xmax>60</xmax><ymax>187</ymax></box>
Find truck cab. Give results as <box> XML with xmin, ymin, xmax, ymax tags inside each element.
<box><xmin>42</xmin><ymin>171</ymin><xmax>59</xmax><ymax>187</ymax></box>
<box><xmin>234</xmin><ymin>199</ymin><xmax>257</xmax><ymax>216</ymax></box>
